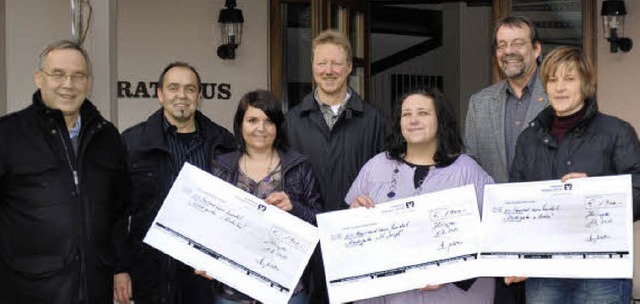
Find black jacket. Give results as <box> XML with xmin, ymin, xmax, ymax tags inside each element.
<box><xmin>285</xmin><ymin>91</ymin><xmax>386</xmax><ymax>211</ymax></box>
<box><xmin>0</xmin><ymin>91</ymin><xmax>129</xmax><ymax>304</ymax></box>
<box><xmin>121</xmin><ymin>109</ymin><xmax>235</xmax><ymax>303</ymax></box>
<box><xmin>511</xmin><ymin>99</ymin><xmax>640</xmax><ymax>220</ymax></box>
<box><xmin>211</xmin><ymin>149</ymin><xmax>323</xmax><ymax>225</ymax></box>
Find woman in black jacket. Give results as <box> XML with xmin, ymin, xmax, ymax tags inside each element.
<box><xmin>206</xmin><ymin>89</ymin><xmax>323</xmax><ymax>304</ymax></box>
<box><xmin>509</xmin><ymin>47</ymin><xmax>640</xmax><ymax>303</ymax></box>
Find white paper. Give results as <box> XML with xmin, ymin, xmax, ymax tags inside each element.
<box><xmin>480</xmin><ymin>175</ymin><xmax>633</xmax><ymax>279</ymax></box>
<box><xmin>317</xmin><ymin>184</ymin><xmax>482</xmax><ymax>303</ymax></box>
<box><xmin>143</xmin><ymin>163</ymin><xmax>319</xmax><ymax>304</ymax></box>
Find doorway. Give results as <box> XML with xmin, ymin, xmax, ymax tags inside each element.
<box><xmin>270</xmin><ymin>0</ymin><xmax>596</xmax><ymax>124</ymax></box>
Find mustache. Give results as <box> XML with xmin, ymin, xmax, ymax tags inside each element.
<box><xmin>501</xmin><ymin>53</ymin><xmax>524</xmax><ymax>62</ymax></box>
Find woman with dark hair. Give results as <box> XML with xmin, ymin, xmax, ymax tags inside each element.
<box><xmin>347</xmin><ymin>87</ymin><xmax>495</xmax><ymax>303</ymax></box>
<box><xmin>205</xmin><ymin>89</ymin><xmax>323</xmax><ymax>304</ymax></box>
<box><xmin>508</xmin><ymin>46</ymin><xmax>640</xmax><ymax>303</ymax></box>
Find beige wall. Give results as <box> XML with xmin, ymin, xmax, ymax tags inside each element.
<box><xmin>4</xmin><ymin>0</ymin><xmax>117</xmax><ymax>121</ymax></box>
<box><xmin>597</xmin><ymin>0</ymin><xmax>640</xmax><ymax>132</ymax></box>
<box><xmin>5</xmin><ymin>0</ymin><xmax>71</xmax><ymax>113</ymax></box>
<box><xmin>2</xmin><ymin>0</ymin><xmax>267</xmax><ymax>131</ymax></box>
<box><xmin>117</xmin><ymin>0</ymin><xmax>268</xmax><ymax>131</ymax></box>
<box><xmin>4</xmin><ymin>0</ymin><xmax>636</xmax><ymax>133</ymax></box>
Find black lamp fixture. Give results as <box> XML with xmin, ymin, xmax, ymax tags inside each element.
<box><xmin>601</xmin><ymin>0</ymin><xmax>633</xmax><ymax>53</ymax></box>
<box><xmin>217</xmin><ymin>0</ymin><xmax>244</xmax><ymax>60</ymax></box>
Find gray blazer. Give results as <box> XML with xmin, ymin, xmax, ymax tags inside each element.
<box><xmin>464</xmin><ymin>73</ymin><xmax>548</xmax><ymax>183</ymax></box>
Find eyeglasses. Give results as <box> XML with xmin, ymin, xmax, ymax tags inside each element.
<box><xmin>41</xmin><ymin>70</ymin><xmax>88</xmax><ymax>84</ymax></box>
<box><xmin>496</xmin><ymin>39</ymin><xmax>531</xmax><ymax>52</ymax></box>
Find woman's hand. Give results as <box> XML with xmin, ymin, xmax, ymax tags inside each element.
<box><xmin>194</xmin><ymin>269</ymin><xmax>214</xmax><ymax>280</ymax></box>
<box><xmin>504</xmin><ymin>276</ymin><xmax>528</xmax><ymax>285</ymax></box>
<box><xmin>350</xmin><ymin>195</ymin><xmax>375</xmax><ymax>208</ymax></box>
<box><xmin>265</xmin><ymin>191</ymin><xmax>292</xmax><ymax>211</ymax></box>
<box><xmin>419</xmin><ymin>284</ymin><xmax>442</xmax><ymax>291</ymax></box>
<box><xmin>561</xmin><ymin>172</ymin><xmax>588</xmax><ymax>182</ymax></box>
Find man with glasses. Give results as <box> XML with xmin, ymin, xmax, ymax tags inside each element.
<box><xmin>464</xmin><ymin>16</ymin><xmax>548</xmax><ymax>304</ymax></box>
<box><xmin>0</xmin><ymin>40</ymin><xmax>130</xmax><ymax>303</ymax></box>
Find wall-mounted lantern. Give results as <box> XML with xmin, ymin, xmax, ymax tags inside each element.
<box><xmin>217</xmin><ymin>0</ymin><xmax>244</xmax><ymax>59</ymax></box>
<box><xmin>601</xmin><ymin>0</ymin><xmax>633</xmax><ymax>53</ymax></box>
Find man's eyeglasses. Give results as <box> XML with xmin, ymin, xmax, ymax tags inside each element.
<box><xmin>496</xmin><ymin>39</ymin><xmax>531</xmax><ymax>52</ymax></box>
<box><xmin>41</xmin><ymin>70</ymin><xmax>88</xmax><ymax>84</ymax></box>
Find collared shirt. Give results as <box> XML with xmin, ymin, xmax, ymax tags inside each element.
<box><xmin>69</xmin><ymin>115</ymin><xmax>82</xmax><ymax>139</ymax></box>
<box><xmin>504</xmin><ymin>72</ymin><xmax>537</xmax><ymax>170</ymax></box>
<box><xmin>69</xmin><ymin>114</ymin><xmax>82</xmax><ymax>153</ymax></box>
<box><xmin>162</xmin><ymin>117</ymin><xmax>207</xmax><ymax>174</ymax></box>
<box><xmin>314</xmin><ymin>88</ymin><xmax>352</xmax><ymax>130</ymax></box>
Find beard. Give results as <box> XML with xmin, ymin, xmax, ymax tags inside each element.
<box><xmin>500</xmin><ymin>53</ymin><xmax>526</xmax><ymax>78</ymax></box>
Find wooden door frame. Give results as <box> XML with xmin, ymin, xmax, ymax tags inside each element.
<box><xmin>269</xmin><ymin>0</ymin><xmax>283</xmax><ymax>100</ymax></box>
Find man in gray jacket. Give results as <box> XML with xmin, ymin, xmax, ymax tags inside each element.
<box><xmin>465</xmin><ymin>16</ymin><xmax>548</xmax><ymax>184</ymax></box>
<box><xmin>464</xmin><ymin>16</ymin><xmax>549</xmax><ymax>304</ymax></box>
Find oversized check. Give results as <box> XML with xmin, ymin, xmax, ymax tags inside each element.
<box><xmin>143</xmin><ymin>163</ymin><xmax>319</xmax><ymax>304</ymax></box>
<box><xmin>317</xmin><ymin>184</ymin><xmax>482</xmax><ymax>303</ymax></box>
<box><xmin>480</xmin><ymin>175</ymin><xmax>633</xmax><ymax>278</ymax></box>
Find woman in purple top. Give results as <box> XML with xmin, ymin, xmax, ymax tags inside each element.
<box><xmin>346</xmin><ymin>87</ymin><xmax>495</xmax><ymax>303</ymax></box>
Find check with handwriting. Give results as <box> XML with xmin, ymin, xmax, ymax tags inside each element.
<box><xmin>317</xmin><ymin>184</ymin><xmax>483</xmax><ymax>303</ymax></box>
<box><xmin>480</xmin><ymin>175</ymin><xmax>633</xmax><ymax>279</ymax></box>
<box><xmin>143</xmin><ymin>163</ymin><xmax>319</xmax><ymax>304</ymax></box>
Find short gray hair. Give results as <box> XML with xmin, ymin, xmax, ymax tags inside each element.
<box><xmin>38</xmin><ymin>40</ymin><xmax>92</xmax><ymax>76</ymax></box>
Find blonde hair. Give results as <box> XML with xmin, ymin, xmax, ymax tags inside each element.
<box><xmin>541</xmin><ymin>46</ymin><xmax>596</xmax><ymax>99</ymax></box>
<box><xmin>311</xmin><ymin>29</ymin><xmax>353</xmax><ymax>64</ymax></box>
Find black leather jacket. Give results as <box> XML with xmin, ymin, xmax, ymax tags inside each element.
<box><xmin>122</xmin><ymin>109</ymin><xmax>235</xmax><ymax>303</ymax></box>
<box><xmin>511</xmin><ymin>98</ymin><xmax>640</xmax><ymax>220</ymax></box>
<box><xmin>0</xmin><ymin>91</ymin><xmax>129</xmax><ymax>304</ymax></box>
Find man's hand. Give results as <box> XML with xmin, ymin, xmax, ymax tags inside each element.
<box><xmin>504</xmin><ymin>276</ymin><xmax>528</xmax><ymax>286</ymax></box>
<box><xmin>195</xmin><ymin>269</ymin><xmax>214</xmax><ymax>280</ymax></box>
<box><xmin>113</xmin><ymin>272</ymin><xmax>132</xmax><ymax>304</ymax></box>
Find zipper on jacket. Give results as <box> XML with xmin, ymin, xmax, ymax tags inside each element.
<box><xmin>56</xmin><ymin>126</ymin><xmax>80</xmax><ymax>194</ymax></box>
<box><xmin>55</xmin><ymin>125</ymin><xmax>88</xmax><ymax>302</ymax></box>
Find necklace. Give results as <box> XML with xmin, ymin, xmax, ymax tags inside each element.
<box><xmin>243</xmin><ymin>150</ymin><xmax>274</xmax><ymax>182</ymax></box>
<box><xmin>387</xmin><ymin>161</ymin><xmax>433</xmax><ymax>199</ymax></box>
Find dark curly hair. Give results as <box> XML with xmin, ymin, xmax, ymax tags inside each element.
<box><xmin>233</xmin><ymin>89</ymin><xmax>288</xmax><ymax>153</ymax></box>
<box><xmin>385</xmin><ymin>87</ymin><xmax>463</xmax><ymax>167</ymax></box>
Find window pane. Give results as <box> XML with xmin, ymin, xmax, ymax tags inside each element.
<box><xmin>511</xmin><ymin>0</ymin><xmax>583</xmax><ymax>53</ymax></box>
